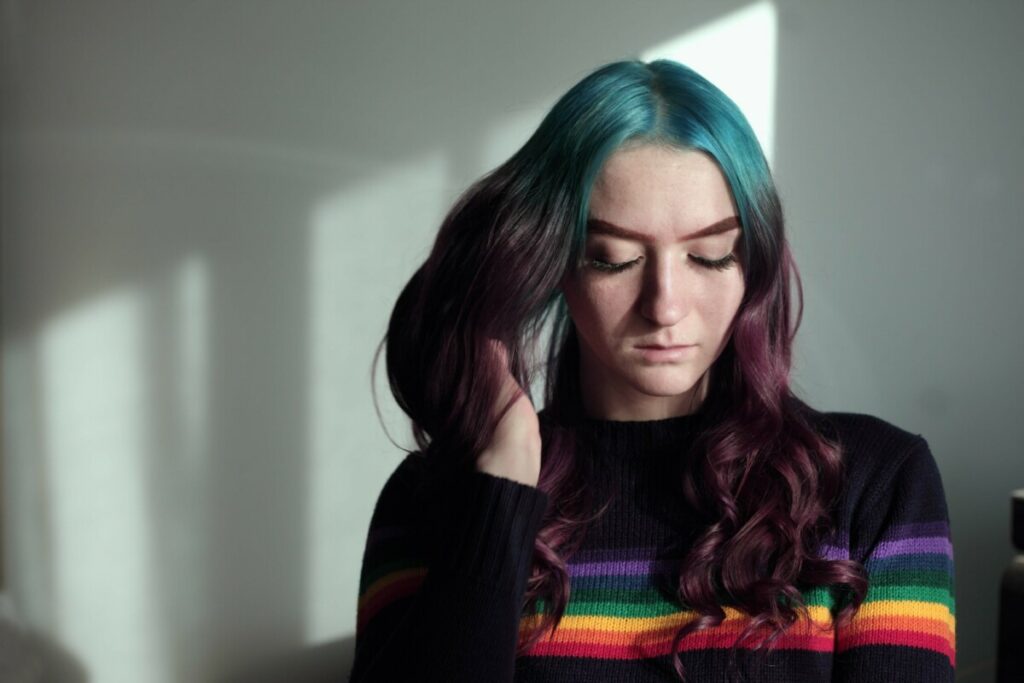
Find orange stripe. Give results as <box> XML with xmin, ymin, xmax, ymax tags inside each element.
<box><xmin>522</xmin><ymin>614</ymin><xmax>835</xmax><ymax>658</ymax></box>
<box><xmin>838</xmin><ymin>614</ymin><xmax>955</xmax><ymax>665</ymax></box>
<box><xmin>839</xmin><ymin>614</ymin><xmax>954</xmax><ymax>648</ymax></box>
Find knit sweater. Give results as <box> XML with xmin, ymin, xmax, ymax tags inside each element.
<box><xmin>349</xmin><ymin>409</ymin><xmax>955</xmax><ymax>682</ymax></box>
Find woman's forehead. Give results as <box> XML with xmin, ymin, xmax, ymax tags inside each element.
<box><xmin>590</xmin><ymin>145</ymin><xmax>737</xmax><ymax>234</ymax></box>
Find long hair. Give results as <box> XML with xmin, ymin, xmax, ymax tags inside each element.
<box><xmin>377</xmin><ymin>59</ymin><xmax>868</xmax><ymax>681</ymax></box>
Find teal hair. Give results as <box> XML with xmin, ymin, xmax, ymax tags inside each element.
<box><xmin>504</xmin><ymin>59</ymin><xmax>779</xmax><ymax>307</ymax></box>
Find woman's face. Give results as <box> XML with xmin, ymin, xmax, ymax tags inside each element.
<box><xmin>560</xmin><ymin>143</ymin><xmax>745</xmax><ymax>421</ymax></box>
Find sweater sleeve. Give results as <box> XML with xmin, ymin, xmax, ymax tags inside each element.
<box><xmin>833</xmin><ymin>437</ymin><xmax>956</xmax><ymax>682</ymax></box>
<box><xmin>349</xmin><ymin>452</ymin><xmax>550</xmax><ymax>683</ymax></box>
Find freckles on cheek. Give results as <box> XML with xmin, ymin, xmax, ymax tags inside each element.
<box><xmin>564</xmin><ymin>272</ymin><xmax>637</xmax><ymax>326</ymax></box>
<box><xmin>582</xmin><ymin>280</ymin><xmax>629</xmax><ymax>312</ymax></box>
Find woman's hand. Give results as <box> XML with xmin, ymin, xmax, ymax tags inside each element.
<box><xmin>474</xmin><ymin>340</ymin><xmax>542</xmax><ymax>487</ymax></box>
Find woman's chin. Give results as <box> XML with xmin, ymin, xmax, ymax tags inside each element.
<box><xmin>622</xmin><ymin>368</ymin><xmax>702</xmax><ymax>398</ymax></box>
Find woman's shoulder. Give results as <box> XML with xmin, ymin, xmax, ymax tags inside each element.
<box><xmin>805</xmin><ymin>409</ymin><xmax>945</xmax><ymax>515</ymax></box>
<box><xmin>811</xmin><ymin>410</ymin><xmax>926</xmax><ymax>456</ymax></box>
<box><xmin>367</xmin><ymin>451</ymin><xmax>432</xmax><ymax>519</ymax></box>
<box><xmin>378</xmin><ymin>450</ymin><xmax>430</xmax><ymax>489</ymax></box>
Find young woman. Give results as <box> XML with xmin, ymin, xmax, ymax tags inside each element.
<box><xmin>350</xmin><ymin>59</ymin><xmax>955</xmax><ymax>682</ymax></box>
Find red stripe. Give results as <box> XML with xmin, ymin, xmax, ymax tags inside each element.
<box><xmin>525</xmin><ymin>625</ymin><xmax>833</xmax><ymax>659</ymax></box>
<box><xmin>838</xmin><ymin>628</ymin><xmax>955</xmax><ymax>666</ymax></box>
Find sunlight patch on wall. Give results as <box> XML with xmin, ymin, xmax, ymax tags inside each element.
<box><xmin>2</xmin><ymin>337</ymin><xmax>52</xmax><ymax>623</ymax></box>
<box><xmin>306</xmin><ymin>151</ymin><xmax>450</xmax><ymax>641</ymax></box>
<box><xmin>175</xmin><ymin>256</ymin><xmax>209</xmax><ymax>473</ymax></box>
<box><xmin>642</xmin><ymin>1</ymin><xmax>778</xmax><ymax>164</ymax></box>
<box><xmin>162</xmin><ymin>254</ymin><xmax>212</xmax><ymax>665</ymax></box>
<box><xmin>40</xmin><ymin>289</ymin><xmax>167</xmax><ymax>683</ymax></box>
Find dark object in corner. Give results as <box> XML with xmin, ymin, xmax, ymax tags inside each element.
<box><xmin>998</xmin><ymin>489</ymin><xmax>1024</xmax><ymax>682</ymax></box>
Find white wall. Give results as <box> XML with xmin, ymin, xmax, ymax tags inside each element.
<box><xmin>1</xmin><ymin>1</ymin><xmax>1020</xmax><ymax>680</ymax></box>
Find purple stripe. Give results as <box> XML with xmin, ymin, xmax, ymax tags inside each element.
<box><xmin>569</xmin><ymin>559</ymin><xmax>676</xmax><ymax>577</ymax></box>
<box><xmin>869</xmin><ymin>536</ymin><xmax>953</xmax><ymax>559</ymax></box>
<box><xmin>818</xmin><ymin>544</ymin><xmax>849</xmax><ymax>561</ymax></box>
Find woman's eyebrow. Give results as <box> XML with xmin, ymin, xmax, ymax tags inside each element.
<box><xmin>586</xmin><ymin>216</ymin><xmax>741</xmax><ymax>243</ymax></box>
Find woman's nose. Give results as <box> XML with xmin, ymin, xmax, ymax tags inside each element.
<box><xmin>639</xmin><ymin>253</ymin><xmax>689</xmax><ymax>327</ymax></box>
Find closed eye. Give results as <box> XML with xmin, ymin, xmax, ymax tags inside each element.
<box><xmin>689</xmin><ymin>253</ymin><xmax>737</xmax><ymax>271</ymax></box>
<box><xmin>587</xmin><ymin>257</ymin><xmax>641</xmax><ymax>273</ymax></box>
<box><xmin>586</xmin><ymin>253</ymin><xmax>737</xmax><ymax>273</ymax></box>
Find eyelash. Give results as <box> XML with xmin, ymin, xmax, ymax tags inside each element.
<box><xmin>586</xmin><ymin>253</ymin><xmax>737</xmax><ymax>273</ymax></box>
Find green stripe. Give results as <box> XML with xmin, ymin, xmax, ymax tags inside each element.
<box><xmin>560</xmin><ymin>599</ymin><xmax>684</xmax><ymax>618</ymax></box>
<box><xmin>543</xmin><ymin>586</ymin><xmax>839</xmax><ymax>619</ymax></box>
<box><xmin>867</xmin><ymin>569</ymin><xmax>952</xmax><ymax>588</ymax></box>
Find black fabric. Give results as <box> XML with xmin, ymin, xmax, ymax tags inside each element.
<box><xmin>349</xmin><ymin>410</ymin><xmax>955</xmax><ymax>682</ymax></box>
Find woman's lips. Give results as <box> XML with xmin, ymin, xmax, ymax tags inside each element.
<box><xmin>635</xmin><ymin>344</ymin><xmax>697</xmax><ymax>362</ymax></box>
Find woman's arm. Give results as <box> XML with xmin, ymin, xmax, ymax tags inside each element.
<box><xmin>833</xmin><ymin>437</ymin><xmax>956</xmax><ymax>682</ymax></box>
<box><xmin>349</xmin><ymin>452</ymin><xmax>549</xmax><ymax>683</ymax></box>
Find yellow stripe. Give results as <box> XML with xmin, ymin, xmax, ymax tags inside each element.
<box><xmin>852</xmin><ymin>600</ymin><xmax>955</xmax><ymax>631</ymax></box>
<box><xmin>521</xmin><ymin>605</ymin><xmax>834</xmax><ymax>634</ymax></box>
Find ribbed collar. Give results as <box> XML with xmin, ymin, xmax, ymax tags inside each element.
<box><xmin>541</xmin><ymin>408</ymin><xmax>708</xmax><ymax>459</ymax></box>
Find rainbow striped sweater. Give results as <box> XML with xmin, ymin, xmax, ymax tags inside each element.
<box><xmin>350</xmin><ymin>411</ymin><xmax>955</xmax><ymax>682</ymax></box>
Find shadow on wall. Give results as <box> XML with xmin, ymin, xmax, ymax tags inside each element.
<box><xmin>0</xmin><ymin>2</ymin><xmax>754</xmax><ymax>681</ymax></box>
<box><xmin>0</xmin><ymin>617</ymin><xmax>88</xmax><ymax>683</ymax></box>
<box><xmin>222</xmin><ymin>635</ymin><xmax>355</xmax><ymax>683</ymax></box>
<box><xmin>0</xmin><ymin>602</ymin><xmax>357</xmax><ymax>683</ymax></box>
